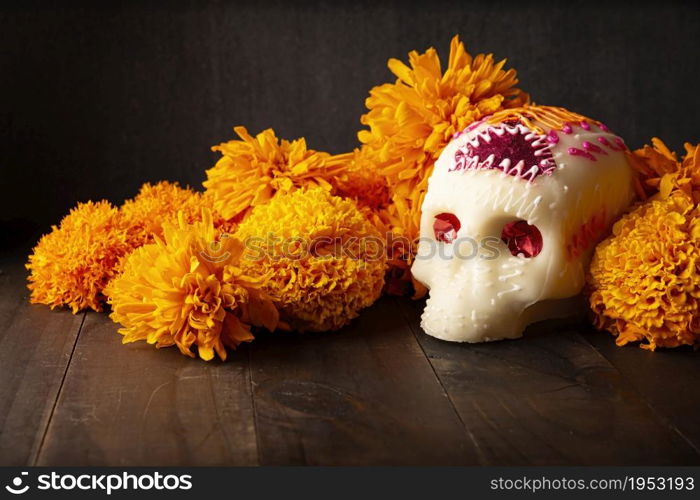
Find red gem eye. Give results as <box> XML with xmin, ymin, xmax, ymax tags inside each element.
<box><xmin>501</xmin><ymin>220</ymin><xmax>543</xmax><ymax>258</ymax></box>
<box><xmin>433</xmin><ymin>213</ymin><xmax>461</xmax><ymax>243</ymax></box>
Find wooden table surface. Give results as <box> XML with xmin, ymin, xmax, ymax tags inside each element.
<box><xmin>1</xmin><ymin>250</ymin><xmax>699</xmax><ymax>466</ymax></box>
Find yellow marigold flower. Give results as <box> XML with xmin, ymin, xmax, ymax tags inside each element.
<box><xmin>628</xmin><ymin>139</ymin><xmax>700</xmax><ymax>201</ymax></box>
<box><xmin>627</xmin><ymin>137</ymin><xmax>681</xmax><ymax>199</ymax></box>
<box><xmin>203</xmin><ymin>127</ymin><xmax>348</xmax><ymax>221</ymax></box>
<box><xmin>234</xmin><ymin>187</ymin><xmax>386</xmax><ymax>331</ymax></box>
<box><xmin>325</xmin><ymin>151</ymin><xmax>427</xmax><ymax>297</ymax></box>
<box><xmin>328</xmin><ymin>150</ymin><xmax>394</xmax><ymax>253</ymax></box>
<box><xmin>659</xmin><ymin>143</ymin><xmax>700</xmax><ymax>202</ymax></box>
<box><xmin>201</xmin><ymin>190</ymin><xmax>240</xmax><ymax>235</ymax></box>
<box><xmin>120</xmin><ymin>181</ymin><xmax>213</xmax><ymax>248</ymax></box>
<box><xmin>26</xmin><ymin>201</ymin><xmax>130</xmax><ymax>313</ymax></box>
<box><xmin>329</xmin><ymin>150</ymin><xmax>391</xmax><ymax>213</ymax></box>
<box><xmin>589</xmin><ymin>142</ymin><xmax>700</xmax><ymax>350</ymax></box>
<box><xmin>357</xmin><ymin>35</ymin><xmax>529</xmax><ymax>261</ymax></box>
<box><xmin>106</xmin><ymin>210</ymin><xmax>278</xmax><ymax>361</ymax></box>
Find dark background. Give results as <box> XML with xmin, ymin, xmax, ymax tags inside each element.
<box><xmin>1</xmin><ymin>0</ymin><xmax>699</xmax><ymax>239</ymax></box>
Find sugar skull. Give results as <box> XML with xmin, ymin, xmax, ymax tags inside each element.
<box><xmin>411</xmin><ymin>105</ymin><xmax>635</xmax><ymax>342</ymax></box>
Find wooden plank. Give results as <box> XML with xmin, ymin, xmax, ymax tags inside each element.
<box><xmin>36</xmin><ymin>311</ymin><xmax>258</xmax><ymax>466</ymax></box>
<box><xmin>586</xmin><ymin>328</ymin><xmax>700</xmax><ymax>455</ymax></box>
<box><xmin>0</xmin><ymin>256</ymin><xmax>84</xmax><ymax>466</ymax></box>
<box><xmin>400</xmin><ymin>298</ymin><xmax>700</xmax><ymax>465</ymax></box>
<box><xmin>249</xmin><ymin>297</ymin><xmax>476</xmax><ymax>465</ymax></box>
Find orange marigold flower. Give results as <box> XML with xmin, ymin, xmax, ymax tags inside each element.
<box><xmin>327</xmin><ymin>150</ymin><xmax>394</xmax><ymax>253</ymax></box>
<box><xmin>329</xmin><ymin>150</ymin><xmax>391</xmax><ymax>213</ymax></box>
<box><xmin>628</xmin><ymin>137</ymin><xmax>681</xmax><ymax>199</ymax></box>
<box><xmin>26</xmin><ymin>201</ymin><xmax>131</xmax><ymax>313</ymax></box>
<box><xmin>234</xmin><ymin>187</ymin><xmax>386</xmax><ymax>331</ymax></box>
<box><xmin>326</xmin><ymin>151</ymin><xmax>427</xmax><ymax>298</ymax></box>
<box><xmin>201</xmin><ymin>190</ymin><xmax>240</xmax><ymax>235</ymax></box>
<box><xmin>120</xmin><ymin>181</ymin><xmax>214</xmax><ymax>248</ymax></box>
<box><xmin>628</xmin><ymin>139</ymin><xmax>700</xmax><ymax>201</ymax></box>
<box><xmin>588</xmin><ymin>142</ymin><xmax>700</xmax><ymax>350</ymax></box>
<box><xmin>203</xmin><ymin>127</ymin><xmax>348</xmax><ymax>221</ymax></box>
<box><xmin>357</xmin><ymin>35</ymin><xmax>529</xmax><ymax>263</ymax></box>
<box><xmin>659</xmin><ymin>143</ymin><xmax>700</xmax><ymax>202</ymax></box>
<box><xmin>105</xmin><ymin>210</ymin><xmax>278</xmax><ymax>361</ymax></box>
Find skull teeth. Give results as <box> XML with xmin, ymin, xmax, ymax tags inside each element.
<box><xmin>478</xmin><ymin>131</ymin><xmax>493</xmax><ymax>143</ymax></box>
<box><xmin>530</xmin><ymin>136</ymin><xmax>547</xmax><ymax>148</ymax></box>
<box><xmin>508</xmin><ymin>160</ymin><xmax>526</xmax><ymax>177</ymax></box>
<box><xmin>523</xmin><ymin>165</ymin><xmax>541</xmax><ymax>181</ymax></box>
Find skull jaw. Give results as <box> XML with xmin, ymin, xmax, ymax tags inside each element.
<box><xmin>419</xmin><ymin>291</ymin><xmax>527</xmax><ymax>343</ymax></box>
<box><xmin>421</xmin><ymin>314</ymin><xmax>524</xmax><ymax>343</ymax></box>
<box><xmin>420</xmin><ymin>292</ymin><xmax>586</xmax><ymax>343</ymax></box>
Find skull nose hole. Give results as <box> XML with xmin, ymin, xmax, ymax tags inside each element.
<box><xmin>501</xmin><ymin>220</ymin><xmax>543</xmax><ymax>258</ymax></box>
<box><xmin>433</xmin><ymin>213</ymin><xmax>461</xmax><ymax>243</ymax></box>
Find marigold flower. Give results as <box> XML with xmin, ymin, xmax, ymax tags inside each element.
<box><xmin>588</xmin><ymin>142</ymin><xmax>700</xmax><ymax>350</ymax></box>
<box><xmin>234</xmin><ymin>187</ymin><xmax>386</xmax><ymax>331</ymax></box>
<box><xmin>357</xmin><ymin>36</ymin><xmax>528</xmax><ymax>257</ymax></box>
<box><xmin>203</xmin><ymin>127</ymin><xmax>348</xmax><ymax>221</ymax></box>
<box><xmin>120</xmin><ymin>181</ymin><xmax>214</xmax><ymax>248</ymax></box>
<box><xmin>105</xmin><ymin>210</ymin><xmax>278</xmax><ymax>361</ymax></box>
<box><xmin>329</xmin><ymin>150</ymin><xmax>391</xmax><ymax>213</ymax></box>
<box><xmin>627</xmin><ymin>138</ymin><xmax>679</xmax><ymax>198</ymax></box>
<box><xmin>26</xmin><ymin>201</ymin><xmax>131</xmax><ymax>313</ymax></box>
<box><xmin>657</xmin><ymin>143</ymin><xmax>700</xmax><ymax>202</ymax></box>
<box><xmin>323</xmin><ymin>151</ymin><xmax>425</xmax><ymax>297</ymax></box>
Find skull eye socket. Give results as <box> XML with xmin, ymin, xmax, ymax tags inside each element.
<box><xmin>501</xmin><ymin>220</ymin><xmax>543</xmax><ymax>258</ymax></box>
<box><xmin>433</xmin><ymin>212</ymin><xmax>461</xmax><ymax>243</ymax></box>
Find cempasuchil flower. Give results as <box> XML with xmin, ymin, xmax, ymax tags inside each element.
<box><xmin>233</xmin><ymin>187</ymin><xmax>386</xmax><ymax>332</ymax></box>
<box><xmin>26</xmin><ymin>201</ymin><xmax>131</xmax><ymax>313</ymax></box>
<box><xmin>106</xmin><ymin>210</ymin><xmax>278</xmax><ymax>361</ymax></box>
<box><xmin>588</xmin><ymin>141</ymin><xmax>700</xmax><ymax>350</ymax></box>
<box><xmin>120</xmin><ymin>181</ymin><xmax>213</xmax><ymax>248</ymax></box>
<box><xmin>203</xmin><ymin>127</ymin><xmax>348</xmax><ymax>221</ymax></box>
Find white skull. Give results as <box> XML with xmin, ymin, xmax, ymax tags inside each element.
<box><xmin>411</xmin><ymin>106</ymin><xmax>635</xmax><ymax>342</ymax></box>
